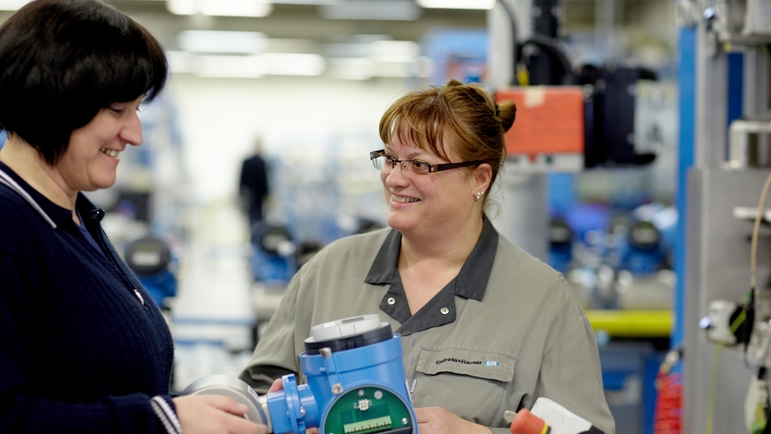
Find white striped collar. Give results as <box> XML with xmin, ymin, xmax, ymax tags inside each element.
<box><xmin>0</xmin><ymin>168</ymin><xmax>57</xmax><ymax>229</ymax></box>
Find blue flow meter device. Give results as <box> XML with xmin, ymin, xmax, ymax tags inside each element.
<box><xmin>182</xmin><ymin>314</ymin><xmax>417</xmax><ymax>434</ymax></box>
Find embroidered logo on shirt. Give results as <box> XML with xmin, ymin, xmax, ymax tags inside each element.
<box><xmin>436</xmin><ymin>357</ymin><xmax>500</xmax><ymax>367</ymax></box>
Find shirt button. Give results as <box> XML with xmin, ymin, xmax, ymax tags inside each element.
<box><xmin>440</xmin><ymin>307</ymin><xmax>449</xmax><ymax>315</ymax></box>
<box><xmin>387</xmin><ymin>297</ymin><xmax>396</xmax><ymax>305</ymax></box>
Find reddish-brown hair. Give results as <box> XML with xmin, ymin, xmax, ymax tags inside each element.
<box><xmin>379</xmin><ymin>79</ymin><xmax>516</xmax><ymax>198</ymax></box>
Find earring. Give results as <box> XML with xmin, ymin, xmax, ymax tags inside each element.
<box><xmin>475</xmin><ymin>191</ymin><xmax>483</xmax><ymax>202</ymax></box>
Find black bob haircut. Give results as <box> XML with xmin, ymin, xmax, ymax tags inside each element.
<box><xmin>0</xmin><ymin>0</ymin><xmax>168</xmax><ymax>165</ymax></box>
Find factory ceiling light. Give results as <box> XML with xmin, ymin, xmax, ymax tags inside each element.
<box><xmin>167</xmin><ymin>51</ymin><xmax>326</xmax><ymax>78</ymax></box>
<box><xmin>369</xmin><ymin>40</ymin><xmax>421</xmax><ymax>62</ymax></box>
<box><xmin>416</xmin><ymin>0</ymin><xmax>495</xmax><ymax>10</ymax></box>
<box><xmin>318</xmin><ymin>0</ymin><xmax>421</xmax><ymax>20</ymax></box>
<box><xmin>270</xmin><ymin>0</ymin><xmax>339</xmax><ymax>3</ymax></box>
<box><xmin>167</xmin><ymin>0</ymin><xmax>273</xmax><ymax>17</ymax></box>
<box><xmin>261</xmin><ymin>53</ymin><xmax>326</xmax><ymax>76</ymax></box>
<box><xmin>194</xmin><ymin>55</ymin><xmax>266</xmax><ymax>78</ymax></box>
<box><xmin>178</xmin><ymin>30</ymin><xmax>268</xmax><ymax>54</ymax></box>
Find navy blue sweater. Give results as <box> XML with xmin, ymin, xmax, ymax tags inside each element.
<box><xmin>0</xmin><ymin>162</ymin><xmax>176</xmax><ymax>433</ymax></box>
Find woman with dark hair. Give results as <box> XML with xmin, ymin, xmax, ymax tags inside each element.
<box><xmin>0</xmin><ymin>1</ymin><xmax>264</xmax><ymax>433</ymax></box>
<box><xmin>241</xmin><ymin>80</ymin><xmax>614</xmax><ymax>433</ymax></box>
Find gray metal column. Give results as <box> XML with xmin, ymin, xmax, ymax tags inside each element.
<box><xmin>490</xmin><ymin>168</ymin><xmax>549</xmax><ymax>261</ymax></box>
<box><xmin>487</xmin><ymin>0</ymin><xmax>549</xmax><ymax>261</ymax></box>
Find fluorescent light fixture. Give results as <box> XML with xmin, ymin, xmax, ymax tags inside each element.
<box><xmin>167</xmin><ymin>0</ymin><xmax>195</xmax><ymax>14</ymax></box>
<box><xmin>318</xmin><ymin>0</ymin><xmax>421</xmax><ymax>20</ymax></box>
<box><xmin>417</xmin><ymin>0</ymin><xmax>494</xmax><ymax>9</ymax></box>
<box><xmin>199</xmin><ymin>0</ymin><xmax>272</xmax><ymax>17</ymax></box>
<box><xmin>271</xmin><ymin>0</ymin><xmax>339</xmax><ymax>3</ymax></box>
<box><xmin>178</xmin><ymin>30</ymin><xmax>267</xmax><ymax>54</ymax></box>
<box><xmin>167</xmin><ymin>0</ymin><xmax>273</xmax><ymax>17</ymax></box>
<box><xmin>261</xmin><ymin>53</ymin><xmax>326</xmax><ymax>76</ymax></box>
<box><xmin>370</xmin><ymin>40</ymin><xmax>420</xmax><ymax>62</ymax></box>
<box><xmin>0</xmin><ymin>0</ymin><xmax>30</xmax><ymax>10</ymax></box>
<box><xmin>324</xmin><ymin>39</ymin><xmax>419</xmax><ymax>61</ymax></box>
<box><xmin>195</xmin><ymin>55</ymin><xmax>265</xmax><ymax>78</ymax></box>
<box><xmin>168</xmin><ymin>52</ymin><xmax>325</xmax><ymax>78</ymax></box>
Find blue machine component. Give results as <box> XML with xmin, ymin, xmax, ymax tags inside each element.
<box><xmin>268</xmin><ymin>375</ymin><xmax>319</xmax><ymax>434</ymax></box>
<box><xmin>250</xmin><ymin>245</ymin><xmax>293</xmax><ymax>284</ymax></box>
<box><xmin>136</xmin><ymin>267</ymin><xmax>177</xmax><ymax>309</ymax></box>
<box><xmin>250</xmin><ymin>222</ymin><xmax>295</xmax><ymax>284</ymax></box>
<box><xmin>618</xmin><ymin>203</ymin><xmax>676</xmax><ymax>275</ymax></box>
<box><xmin>183</xmin><ymin>315</ymin><xmax>417</xmax><ymax>434</ymax></box>
<box><xmin>620</xmin><ymin>219</ymin><xmax>666</xmax><ymax>275</ymax></box>
<box><xmin>124</xmin><ymin>234</ymin><xmax>177</xmax><ymax>309</ymax></box>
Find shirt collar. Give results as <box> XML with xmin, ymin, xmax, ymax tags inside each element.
<box><xmin>0</xmin><ymin>161</ymin><xmax>104</xmax><ymax>229</ymax></box>
<box><xmin>365</xmin><ymin>216</ymin><xmax>499</xmax><ymax>301</ymax></box>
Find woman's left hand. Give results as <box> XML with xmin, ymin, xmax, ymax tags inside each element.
<box><xmin>414</xmin><ymin>407</ymin><xmax>492</xmax><ymax>434</ymax></box>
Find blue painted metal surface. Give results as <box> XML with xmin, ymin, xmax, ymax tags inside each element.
<box><xmin>726</xmin><ymin>52</ymin><xmax>744</xmax><ymax>130</ymax></box>
<box><xmin>673</xmin><ymin>26</ymin><xmax>697</xmax><ymax>348</ymax></box>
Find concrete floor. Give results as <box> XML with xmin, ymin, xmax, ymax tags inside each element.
<box><xmin>167</xmin><ymin>203</ymin><xmax>263</xmax><ymax>392</ymax></box>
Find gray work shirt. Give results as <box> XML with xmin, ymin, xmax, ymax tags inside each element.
<box><xmin>241</xmin><ymin>218</ymin><xmax>615</xmax><ymax>434</ymax></box>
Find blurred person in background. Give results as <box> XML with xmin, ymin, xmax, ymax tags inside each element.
<box><xmin>0</xmin><ymin>1</ymin><xmax>265</xmax><ymax>432</ymax></box>
<box><xmin>241</xmin><ymin>80</ymin><xmax>614</xmax><ymax>433</ymax></box>
<box><xmin>239</xmin><ymin>137</ymin><xmax>271</xmax><ymax>231</ymax></box>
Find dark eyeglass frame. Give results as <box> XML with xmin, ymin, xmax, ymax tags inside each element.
<box><xmin>370</xmin><ymin>149</ymin><xmax>482</xmax><ymax>174</ymax></box>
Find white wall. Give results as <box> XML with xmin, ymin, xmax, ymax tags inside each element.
<box><xmin>167</xmin><ymin>74</ymin><xmax>413</xmax><ymax>204</ymax></box>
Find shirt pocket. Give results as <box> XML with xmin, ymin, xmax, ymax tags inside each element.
<box><xmin>417</xmin><ymin>345</ymin><xmax>516</xmax><ymax>381</ymax></box>
<box><xmin>412</xmin><ymin>345</ymin><xmax>517</xmax><ymax>425</ymax></box>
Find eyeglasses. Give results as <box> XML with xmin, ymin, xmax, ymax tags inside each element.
<box><xmin>370</xmin><ymin>149</ymin><xmax>482</xmax><ymax>175</ymax></box>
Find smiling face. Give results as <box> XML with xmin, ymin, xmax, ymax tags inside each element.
<box><xmin>54</xmin><ymin>95</ymin><xmax>144</xmax><ymax>194</ymax></box>
<box><xmin>381</xmin><ymin>135</ymin><xmax>487</xmax><ymax>240</ymax></box>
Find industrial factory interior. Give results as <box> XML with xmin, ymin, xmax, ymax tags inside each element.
<box><xmin>0</xmin><ymin>0</ymin><xmax>769</xmax><ymax>433</ymax></box>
